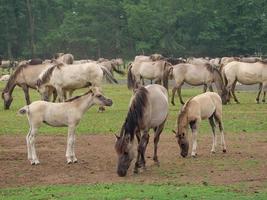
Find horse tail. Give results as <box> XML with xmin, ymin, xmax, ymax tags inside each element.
<box><xmin>127</xmin><ymin>63</ymin><xmax>136</xmax><ymax>89</ymax></box>
<box><xmin>18</xmin><ymin>105</ymin><xmax>29</xmax><ymax>115</ymax></box>
<box><xmin>100</xmin><ymin>66</ymin><xmax>118</xmax><ymax>84</ymax></box>
<box><xmin>220</xmin><ymin>67</ymin><xmax>228</xmax><ymax>87</ymax></box>
<box><xmin>162</xmin><ymin>62</ymin><xmax>170</xmax><ymax>90</ymax></box>
<box><xmin>112</xmin><ymin>63</ymin><xmax>125</xmax><ymax>75</ymax></box>
<box><xmin>168</xmin><ymin>66</ymin><xmax>174</xmax><ymax>80</ymax></box>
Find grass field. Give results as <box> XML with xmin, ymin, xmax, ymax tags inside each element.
<box><xmin>1</xmin><ymin>183</ymin><xmax>267</xmax><ymax>200</ymax></box>
<box><xmin>1</xmin><ymin>82</ymin><xmax>267</xmax><ymax>199</ymax></box>
<box><xmin>0</xmin><ymin>83</ymin><xmax>267</xmax><ymax>135</ymax></box>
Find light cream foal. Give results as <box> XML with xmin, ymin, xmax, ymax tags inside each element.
<box><xmin>174</xmin><ymin>92</ymin><xmax>226</xmax><ymax>157</ymax></box>
<box><xmin>18</xmin><ymin>88</ymin><xmax>113</xmax><ymax>165</ymax></box>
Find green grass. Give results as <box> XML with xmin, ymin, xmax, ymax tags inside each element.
<box><xmin>1</xmin><ymin>183</ymin><xmax>267</xmax><ymax>200</ymax></box>
<box><xmin>0</xmin><ymin>82</ymin><xmax>267</xmax><ymax>135</ymax></box>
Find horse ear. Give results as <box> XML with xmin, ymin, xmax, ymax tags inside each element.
<box><xmin>115</xmin><ymin>134</ymin><xmax>120</xmax><ymax>140</ymax></box>
<box><xmin>172</xmin><ymin>129</ymin><xmax>176</xmax><ymax>135</ymax></box>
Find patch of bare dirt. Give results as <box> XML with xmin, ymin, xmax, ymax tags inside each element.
<box><xmin>0</xmin><ymin>133</ymin><xmax>267</xmax><ymax>190</ymax></box>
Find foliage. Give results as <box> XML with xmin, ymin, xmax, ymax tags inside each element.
<box><xmin>0</xmin><ymin>0</ymin><xmax>267</xmax><ymax>59</ymax></box>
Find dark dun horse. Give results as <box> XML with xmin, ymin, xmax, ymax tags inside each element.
<box><xmin>115</xmin><ymin>84</ymin><xmax>168</xmax><ymax>176</ymax></box>
<box><xmin>2</xmin><ymin>63</ymin><xmax>56</xmax><ymax>109</ymax></box>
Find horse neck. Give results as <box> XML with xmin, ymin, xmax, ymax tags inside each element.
<box><xmin>3</xmin><ymin>78</ymin><xmax>16</xmax><ymax>95</ymax></box>
<box><xmin>73</xmin><ymin>94</ymin><xmax>95</xmax><ymax>114</ymax></box>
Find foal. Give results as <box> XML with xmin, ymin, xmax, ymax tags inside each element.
<box><xmin>18</xmin><ymin>87</ymin><xmax>113</xmax><ymax>165</ymax></box>
<box><xmin>174</xmin><ymin>92</ymin><xmax>226</xmax><ymax>157</ymax></box>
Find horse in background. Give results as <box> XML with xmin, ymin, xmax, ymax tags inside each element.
<box><xmin>115</xmin><ymin>84</ymin><xmax>168</xmax><ymax>176</ymax></box>
<box><xmin>1</xmin><ymin>63</ymin><xmax>56</xmax><ymax>109</ymax></box>
<box><xmin>36</xmin><ymin>62</ymin><xmax>118</xmax><ymax>103</ymax></box>
<box><xmin>127</xmin><ymin>60</ymin><xmax>171</xmax><ymax>90</ymax></box>
<box><xmin>170</xmin><ymin>63</ymin><xmax>229</xmax><ymax>105</ymax></box>
<box><xmin>222</xmin><ymin>61</ymin><xmax>267</xmax><ymax>103</ymax></box>
<box><xmin>174</xmin><ymin>92</ymin><xmax>226</xmax><ymax>158</ymax></box>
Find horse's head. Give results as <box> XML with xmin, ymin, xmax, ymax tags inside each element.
<box><xmin>173</xmin><ymin>128</ymin><xmax>189</xmax><ymax>158</ymax></box>
<box><xmin>2</xmin><ymin>91</ymin><xmax>13</xmax><ymax>110</ymax></box>
<box><xmin>114</xmin><ymin>132</ymin><xmax>135</xmax><ymax>177</ymax></box>
<box><xmin>36</xmin><ymin>80</ymin><xmax>50</xmax><ymax>101</ymax></box>
<box><xmin>90</xmin><ymin>87</ymin><xmax>113</xmax><ymax>106</ymax></box>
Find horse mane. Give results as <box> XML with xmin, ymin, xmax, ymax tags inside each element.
<box><xmin>65</xmin><ymin>90</ymin><xmax>92</xmax><ymax>102</ymax></box>
<box><xmin>2</xmin><ymin>64</ymin><xmax>28</xmax><ymax>93</ymax></box>
<box><xmin>177</xmin><ymin>97</ymin><xmax>194</xmax><ymax>127</ymax></box>
<box><xmin>121</xmin><ymin>87</ymin><xmax>148</xmax><ymax>140</ymax></box>
<box><xmin>36</xmin><ymin>63</ymin><xmax>63</xmax><ymax>86</ymax></box>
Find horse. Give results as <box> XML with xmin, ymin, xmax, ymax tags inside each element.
<box><xmin>1</xmin><ymin>63</ymin><xmax>57</xmax><ymax>109</ymax></box>
<box><xmin>54</xmin><ymin>53</ymin><xmax>74</xmax><ymax>64</ymax></box>
<box><xmin>18</xmin><ymin>87</ymin><xmax>113</xmax><ymax>165</ymax></box>
<box><xmin>170</xmin><ymin>63</ymin><xmax>229</xmax><ymax>105</ymax></box>
<box><xmin>115</xmin><ymin>84</ymin><xmax>168</xmax><ymax>176</ymax></box>
<box><xmin>222</xmin><ymin>61</ymin><xmax>267</xmax><ymax>103</ymax></box>
<box><xmin>36</xmin><ymin>62</ymin><xmax>118</xmax><ymax>102</ymax></box>
<box><xmin>127</xmin><ymin>60</ymin><xmax>171</xmax><ymax>90</ymax></box>
<box><xmin>173</xmin><ymin>92</ymin><xmax>227</xmax><ymax>158</ymax></box>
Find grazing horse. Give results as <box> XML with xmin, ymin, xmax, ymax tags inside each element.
<box><xmin>127</xmin><ymin>60</ymin><xmax>171</xmax><ymax>90</ymax></box>
<box><xmin>222</xmin><ymin>61</ymin><xmax>267</xmax><ymax>103</ymax></box>
<box><xmin>36</xmin><ymin>62</ymin><xmax>118</xmax><ymax>102</ymax></box>
<box><xmin>170</xmin><ymin>63</ymin><xmax>229</xmax><ymax>105</ymax></box>
<box><xmin>1</xmin><ymin>63</ymin><xmax>56</xmax><ymax>109</ymax></box>
<box><xmin>174</xmin><ymin>92</ymin><xmax>227</xmax><ymax>158</ymax></box>
<box><xmin>115</xmin><ymin>84</ymin><xmax>168</xmax><ymax>176</ymax></box>
<box><xmin>18</xmin><ymin>88</ymin><xmax>113</xmax><ymax>165</ymax></box>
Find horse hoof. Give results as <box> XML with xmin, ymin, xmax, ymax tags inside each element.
<box><xmin>171</xmin><ymin>101</ymin><xmax>175</xmax><ymax>106</ymax></box>
<box><xmin>211</xmin><ymin>150</ymin><xmax>216</xmax><ymax>154</ymax></box>
<box><xmin>223</xmin><ymin>149</ymin><xmax>227</xmax><ymax>153</ymax></box>
<box><xmin>133</xmin><ymin>168</ymin><xmax>139</xmax><ymax>174</ymax></box>
<box><xmin>67</xmin><ymin>160</ymin><xmax>72</xmax><ymax>164</ymax></box>
<box><xmin>73</xmin><ymin>159</ymin><xmax>78</xmax><ymax>163</ymax></box>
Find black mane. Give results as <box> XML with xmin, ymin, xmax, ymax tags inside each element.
<box><xmin>120</xmin><ymin>87</ymin><xmax>148</xmax><ymax>140</ymax></box>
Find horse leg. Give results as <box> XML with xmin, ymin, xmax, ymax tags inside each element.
<box><xmin>134</xmin><ymin>131</ymin><xmax>149</xmax><ymax>173</ymax></box>
<box><xmin>171</xmin><ymin>85</ymin><xmax>178</xmax><ymax>106</ymax></box>
<box><xmin>26</xmin><ymin>126</ymin><xmax>33</xmax><ymax>162</ymax></box>
<box><xmin>256</xmin><ymin>83</ymin><xmax>262</xmax><ymax>103</ymax></box>
<box><xmin>209</xmin><ymin>115</ymin><xmax>217</xmax><ymax>153</ymax></box>
<box><xmin>29</xmin><ymin>126</ymin><xmax>40</xmax><ymax>165</ymax></box>
<box><xmin>208</xmin><ymin>84</ymin><xmax>214</xmax><ymax>92</ymax></box>
<box><xmin>56</xmin><ymin>87</ymin><xmax>65</xmax><ymax>102</ymax></box>
<box><xmin>52</xmin><ymin>89</ymin><xmax>58</xmax><ymax>102</ymax></box>
<box><xmin>66</xmin><ymin>125</ymin><xmax>77</xmax><ymax>164</ymax></box>
<box><xmin>262</xmin><ymin>82</ymin><xmax>267</xmax><ymax>103</ymax></box>
<box><xmin>153</xmin><ymin>121</ymin><xmax>165</xmax><ymax>165</ymax></box>
<box><xmin>214</xmin><ymin>112</ymin><xmax>226</xmax><ymax>153</ymax></box>
<box><xmin>231</xmin><ymin>80</ymin><xmax>240</xmax><ymax>104</ymax></box>
<box><xmin>22</xmin><ymin>84</ymin><xmax>31</xmax><ymax>105</ymax></box>
<box><xmin>262</xmin><ymin>91</ymin><xmax>266</xmax><ymax>103</ymax></box>
<box><xmin>203</xmin><ymin>84</ymin><xmax>207</xmax><ymax>93</ymax></box>
<box><xmin>178</xmin><ymin>85</ymin><xmax>185</xmax><ymax>105</ymax></box>
<box><xmin>189</xmin><ymin>120</ymin><xmax>198</xmax><ymax>157</ymax></box>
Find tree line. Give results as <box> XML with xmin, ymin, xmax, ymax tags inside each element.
<box><xmin>1</xmin><ymin>0</ymin><xmax>267</xmax><ymax>60</ymax></box>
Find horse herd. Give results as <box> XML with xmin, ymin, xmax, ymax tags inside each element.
<box><xmin>1</xmin><ymin>53</ymin><xmax>266</xmax><ymax>177</ymax></box>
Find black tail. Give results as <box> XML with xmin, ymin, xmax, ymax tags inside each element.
<box><xmin>112</xmin><ymin>63</ymin><xmax>125</xmax><ymax>75</ymax></box>
<box><xmin>101</xmin><ymin>66</ymin><xmax>118</xmax><ymax>84</ymax></box>
<box><xmin>162</xmin><ymin>62</ymin><xmax>170</xmax><ymax>90</ymax></box>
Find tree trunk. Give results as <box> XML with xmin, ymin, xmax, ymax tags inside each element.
<box><xmin>25</xmin><ymin>0</ymin><xmax>35</xmax><ymax>57</ymax></box>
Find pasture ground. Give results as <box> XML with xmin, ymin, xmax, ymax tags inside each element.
<box><xmin>0</xmin><ymin>83</ymin><xmax>267</xmax><ymax>199</ymax></box>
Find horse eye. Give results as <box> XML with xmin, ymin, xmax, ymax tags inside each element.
<box><xmin>96</xmin><ymin>94</ymin><xmax>102</xmax><ymax>98</ymax></box>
